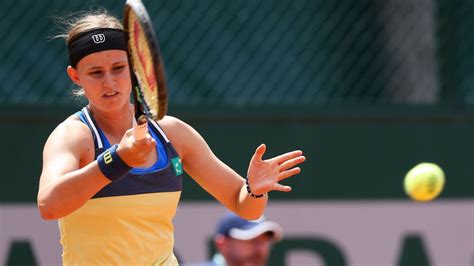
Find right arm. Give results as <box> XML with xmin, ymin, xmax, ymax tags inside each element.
<box><xmin>37</xmin><ymin>119</ymin><xmax>111</xmax><ymax>220</ymax></box>
<box><xmin>37</xmin><ymin>117</ymin><xmax>155</xmax><ymax>220</ymax></box>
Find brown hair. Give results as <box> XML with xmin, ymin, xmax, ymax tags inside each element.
<box><xmin>55</xmin><ymin>9</ymin><xmax>123</xmax><ymax>45</ymax></box>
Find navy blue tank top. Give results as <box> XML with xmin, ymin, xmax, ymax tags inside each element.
<box><xmin>76</xmin><ymin>107</ymin><xmax>183</xmax><ymax>198</ymax></box>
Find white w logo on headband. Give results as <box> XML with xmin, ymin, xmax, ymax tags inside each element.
<box><xmin>91</xmin><ymin>34</ymin><xmax>106</xmax><ymax>44</ymax></box>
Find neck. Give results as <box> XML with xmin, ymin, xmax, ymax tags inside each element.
<box><xmin>88</xmin><ymin>104</ymin><xmax>134</xmax><ymax>141</ymax></box>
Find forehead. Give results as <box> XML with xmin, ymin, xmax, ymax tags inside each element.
<box><xmin>76</xmin><ymin>50</ymin><xmax>128</xmax><ymax>68</ymax></box>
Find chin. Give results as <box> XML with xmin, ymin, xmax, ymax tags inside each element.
<box><xmin>94</xmin><ymin>100</ymin><xmax>128</xmax><ymax>113</ymax></box>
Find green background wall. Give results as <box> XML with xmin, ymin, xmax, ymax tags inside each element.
<box><xmin>1</xmin><ymin>106</ymin><xmax>472</xmax><ymax>202</ymax></box>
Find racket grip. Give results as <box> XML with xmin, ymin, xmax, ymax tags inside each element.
<box><xmin>133</xmin><ymin>115</ymin><xmax>148</xmax><ymax>140</ymax></box>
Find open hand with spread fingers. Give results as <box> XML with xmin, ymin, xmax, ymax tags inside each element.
<box><xmin>246</xmin><ymin>144</ymin><xmax>306</xmax><ymax>196</ymax></box>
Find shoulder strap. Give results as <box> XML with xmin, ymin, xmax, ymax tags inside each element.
<box><xmin>77</xmin><ymin>107</ymin><xmax>104</xmax><ymax>158</ymax></box>
<box><xmin>148</xmin><ymin>119</ymin><xmax>170</xmax><ymax>143</ymax></box>
<box><xmin>80</xmin><ymin>107</ymin><xmax>104</xmax><ymax>150</ymax></box>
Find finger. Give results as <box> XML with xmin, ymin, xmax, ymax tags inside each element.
<box><xmin>252</xmin><ymin>144</ymin><xmax>266</xmax><ymax>162</ymax></box>
<box><xmin>277</xmin><ymin>167</ymin><xmax>301</xmax><ymax>181</ymax></box>
<box><xmin>148</xmin><ymin>137</ymin><xmax>156</xmax><ymax>148</ymax></box>
<box><xmin>134</xmin><ymin>133</ymin><xmax>155</xmax><ymax>150</ymax></box>
<box><xmin>145</xmin><ymin>133</ymin><xmax>154</xmax><ymax>143</ymax></box>
<box><xmin>273</xmin><ymin>150</ymin><xmax>303</xmax><ymax>164</ymax></box>
<box><xmin>279</xmin><ymin>156</ymin><xmax>306</xmax><ymax>172</ymax></box>
<box><xmin>271</xmin><ymin>183</ymin><xmax>292</xmax><ymax>192</ymax></box>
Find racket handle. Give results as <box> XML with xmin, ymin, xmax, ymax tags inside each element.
<box><xmin>133</xmin><ymin>115</ymin><xmax>148</xmax><ymax>140</ymax></box>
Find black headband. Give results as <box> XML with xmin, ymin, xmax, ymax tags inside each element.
<box><xmin>68</xmin><ymin>28</ymin><xmax>127</xmax><ymax>68</ymax></box>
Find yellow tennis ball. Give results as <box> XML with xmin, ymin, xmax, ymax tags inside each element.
<box><xmin>404</xmin><ymin>163</ymin><xmax>445</xmax><ymax>202</ymax></box>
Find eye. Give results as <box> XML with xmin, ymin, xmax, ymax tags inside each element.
<box><xmin>112</xmin><ymin>65</ymin><xmax>126</xmax><ymax>73</ymax></box>
<box><xmin>88</xmin><ymin>70</ymin><xmax>104</xmax><ymax>77</ymax></box>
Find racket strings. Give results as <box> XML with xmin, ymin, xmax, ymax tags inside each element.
<box><xmin>128</xmin><ymin>12</ymin><xmax>159</xmax><ymax>118</ymax></box>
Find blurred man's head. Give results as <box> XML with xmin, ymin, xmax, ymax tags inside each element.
<box><xmin>214</xmin><ymin>213</ymin><xmax>282</xmax><ymax>266</ymax></box>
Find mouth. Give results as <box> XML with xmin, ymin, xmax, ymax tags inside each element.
<box><xmin>103</xmin><ymin>91</ymin><xmax>119</xmax><ymax>98</ymax></box>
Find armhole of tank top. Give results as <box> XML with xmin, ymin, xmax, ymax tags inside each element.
<box><xmin>147</xmin><ymin>119</ymin><xmax>182</xmax><ymax>159</ymax></box>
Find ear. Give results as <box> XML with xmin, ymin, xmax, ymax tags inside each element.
<box><xmin>67</xmin><ymin>66</ymin><xmax>82</xmax><ymax>86</ymax></box>
<box><xmin>214</xmin><ymin>234</ymin><xmax>227</xmax><ymax>253</ymax></box>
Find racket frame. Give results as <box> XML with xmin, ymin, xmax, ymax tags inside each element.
<box><xmin>124</xmin><ymin>0</ymin><xmax>168</xmax><ymax>139</ymax></box>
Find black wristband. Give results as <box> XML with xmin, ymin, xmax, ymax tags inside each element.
<box><xmin>97</xmin><ymin>144</ymin><xmax>132</xmax><ymax>181</ymax></box>
<box><xmin>246</xmin><ymin>178</ymin><xmax>265</xmax><ymax>198</ymax></box>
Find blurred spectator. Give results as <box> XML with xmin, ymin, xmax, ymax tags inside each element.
<box><xmin>194</xmin><ymin>212</ymin><xmax>283</xmax><ymax>266</ymax></box>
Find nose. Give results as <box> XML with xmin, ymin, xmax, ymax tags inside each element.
<box><xmin>102</xmin><ymin>73</ymin><xmax>115</xmax><ymax>88</ymax></box>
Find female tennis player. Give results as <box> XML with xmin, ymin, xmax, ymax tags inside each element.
<box><xmin>37</xmin><ymin>10</ymin><xmax>305</xmax><ymax>265</ymax></box>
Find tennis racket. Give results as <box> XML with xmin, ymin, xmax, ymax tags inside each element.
<box><xmin>124</xmin><ymin>0</ymin><xmax>168</xmax><ymax>140</ymax></box>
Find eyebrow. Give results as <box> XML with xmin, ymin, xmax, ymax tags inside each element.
<box><xmin>86</xmin><ymin>66</ymin><xmax>103</xmax><ymax>72</ymax></box>
<box><xmin>86</xmin><ymin>61</ymin><xmax>127</xmax><ymax>71</ymax></box>
<box><xmin>112</xmin><ymin>60</ymin><xmax>128</xmax><ymax>65</ymax></box>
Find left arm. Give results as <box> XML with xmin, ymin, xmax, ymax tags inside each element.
<box><xmin>161</xmin><ymin>116</ymin><xmax>305</xmax><ymax>220</ymax></box>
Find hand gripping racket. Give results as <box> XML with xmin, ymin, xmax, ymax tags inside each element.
<box><xmin>124</xmin><ymin>0</ymin><xmax>168</xmax><ymax>140</ymax></box>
